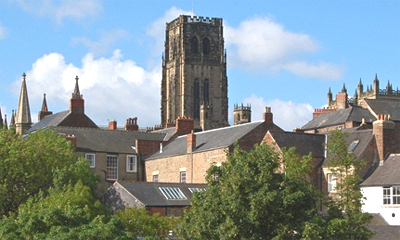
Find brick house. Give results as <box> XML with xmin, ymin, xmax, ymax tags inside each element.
<box><xmin>144</xmin><ymin>107</ymin><xmax>283</xmax><ymax>184</ymax></box>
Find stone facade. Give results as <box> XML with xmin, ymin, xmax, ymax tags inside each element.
<box><xmin>145</xmin><ymin>147</ymin><xmax>227</xmax><ymax>184</ymax></box>
<box><xmin>161</xmin><ymin>15</ymin><xmax>228</xmax><ymax>131</ymax></box>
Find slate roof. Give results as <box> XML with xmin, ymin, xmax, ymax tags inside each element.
<box><xmin>27</xmin><ymin>110</ymin><xmax>70</xmax><ymax>133</ymax></box>
<box><xmin>152</xmin><ymin>127</ymin><xmax>178</xmax><ymax>141</ymax></box>
<box><xmin>49</xmin><ymin>126</ymin><xmax>166</xmax><ymax>154</ymax></box>
<box><xmin>114</xmin><ymin>181</ymin><xmax>207</xmax><ymax>207</ymax></box>
<box><xmin>301</xmin><ymin>105</ymin><xmax>375</xmax><ymax>130</ymax></box>
<box><xmin>361</xmin><ymin>154</ymin><xmax>400</xmax><ymax>187</ymax></box>
<box><xmin>323</xmin><ymin>128</ymin><xmax>374</xmax><ymax>167</ymax></box>
<box><xmin>364</xmin><ymin>99</ymin><xmax>400</xmax><ymax>121</ymax></box>
<box><xmin>368</xmin><ymin>214</ymin><xmax>400</xmax><ymax>240</ymax></box>
<box><xmin>269</xmin><ymin>131</ymin><xmax>325</xmax><ymax>158</ymax></box>
<box><xmin>146</xmin><ymin>120</ymin><xmax>266</xmax><ymax>160</ymax></box>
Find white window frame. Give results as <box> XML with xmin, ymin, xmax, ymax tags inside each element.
<box><xmin>153</xmin><ymin>174</ymin><xmax>159</xmax><ymax>182</ymax></box>
<box><xmin>180</xmin><ymin>171</ymin><xmax>187</xmax><ymax>183</ymax></box>
<box><xmin>383</xmin><ymin>187</ymin><xmax>391</xmax><ymax>205</ymax></box>
<box><xmin>382</xmin><ymin>186</ymin><xmax>400</xmax><ymax>206</ymax></box>
<box><xmin>85</xmin><ymin>153</ymin><xmax>95</xmax><ymax>168</ymax></box>
<box><xmin>106</xmin><ymin>155</ymin><xmax>118</xmax><ymax>181</ymax></box>
<box><xmin>327</xmin><ymin>173</ymin><xmax>337</xmax><ymax>193</ymax></box>
<box><xmin>126</xmin><ymin>155</ymin><xmax>137</xmax><ymax>172</ymax></box>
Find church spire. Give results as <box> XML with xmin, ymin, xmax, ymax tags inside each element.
<box><xmin>70</xmin><ymin>76</ymin><xmax>85</xmax><ymax>114</ymax></box>
<box><xmin>4</xmin><ymin>114</ymin><xmax>8</xmax><ymax>130</ymax></box>
<box><xmin>38</xmin><ymin>93</ymin><xmax>53</xmax><ymax>121</ymax></box>
<box><xmin>15</xmin><ymin>73</ymin><xmax>32</xmax><ymax>135</ymax></box>
<box><xmin>72</xmin><ymin>76</ymin><xmax>82</xmax><ymax>99</ymax></box>
<box><xmin>41</xmin><ymin>93</ymin><xmax>48</xmax><ymax>111</ymax></box>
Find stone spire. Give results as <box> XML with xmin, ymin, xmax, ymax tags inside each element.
<box><xmin>38</xmin><ymin>93</ymin><xmax>53</xmax><ymax>121</ymax></box>
<box><xmin>4</xmin><ymin>114</ymin><xmax>8</xmax><ymax>130</ymax></box>
<box><xmin>10</xmin><ymin>110</ymin><xmax>15</xmax><ymax>126</ymax></box>
<box><xmin>70</xmin><ymin>76</ymin><xmax>84</xmax><ymax>114</ymax></box>
<box><xmin>41</xmin><ymin>93</ymin><xmax>48</xmax><ymax>111</ymax></box>
<box><xmin>341</xmin><ymin>83</ymin><xmax>347</xmax><ymax>93</ymax></box>
<box><xmin>15</xmin><ymin>73</ymin><xmax>32</xmax><ymax>135</ymax></box>
<box><xmin>72</xmin><ymin>76</ymin><xmax>82</xmax><ymax>99</ymax></box>
<box><xmin>373</xmin><ymin>73</ymin><xmax>379</xmax><ymax>96</ymax></box>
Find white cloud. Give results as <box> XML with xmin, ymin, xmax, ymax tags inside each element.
<box><xmin>72</xmin><ymin>29</ymin><xmax>129</xmax><ymax>56</ymax></box>
<box><xmin>225</xmin><ymin>17</ymin><xmax>343</xmax><ymax>80</ymax></box>
<box><xmin>0</xmin><ymin>25</ymin><xmax>6</xmax><ymax>39</ymax></box>
<box><xmin>14</xmin><ymin>50</ymin><xmax>160</xmax><ymax>127</ymax></box>
<box><xmin>146</xmin><ymin>6</ymin><xmax>193</xmax><ymax>55</ymax></box>
<box><xmin>11</xmin><ymin>0</ymin><xmax>102</xmax><ymax>23</ymax></box>
<box><xmin>242</xmin><ymin>94</ymin><xmax>314</xmax><ymax>131</ymax></box>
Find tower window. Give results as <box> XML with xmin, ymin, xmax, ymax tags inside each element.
<box><xmin>194</xmin><ymin>79</ymin><xmax>200</xmax><ymax>118</ymax></box>
<box><xmin>191</xmin><ymin>37</ymin><xmax>198</xmax><ymax>54</ymax></box>
<box><xmin>203</xmin><ymin>38</ymin><xmax>210</xmax><ymax>55</ymax></box>
<box><xmin>203</xmin><ymin>78</ymin><xmax>209</xmax><ymax>105</ymax></box>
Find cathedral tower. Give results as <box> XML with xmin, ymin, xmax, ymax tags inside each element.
<box><xmin>161</xmin><ymin>15</ymin><xmax>228</xmax><ymax>130</ymax></box>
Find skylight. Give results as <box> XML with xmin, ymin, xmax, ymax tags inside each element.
<box><xmin>188</xmin><ymin>187</ymin><xmax>206</xmax><ymax>193</ymax></box>
<box><xmin>348</xmin><ymin>140</ymin><xmax>360</xmax><ymax>152</ymax></box>
<box><xmin>159</xmin><ymin>187</ymin><xmax>187</xmax><ymax>200</ymax></box>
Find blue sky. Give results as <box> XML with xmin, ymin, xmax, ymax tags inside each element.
<box><xmin>0</xmin><ymin>1</ymin><xmax>399</xmax><ymax>131</ymax></box>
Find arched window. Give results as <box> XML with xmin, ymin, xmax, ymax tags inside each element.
<box><xmin>203</xmin><ymin>78</ymin><xmax>209</xmax><ymax>105</ymax></box>
<box><xmin>194</xmin><ymin>79</ymin><xmax>200</xmax><ymax>119</ymax></box>
<box><xmin>191</xmin><ymin>37</ymin><xmax>198</xmax><ymax>54</ymax></box>
<box><xmin>203</xmin><ymin>38</ymin><xmax>210</xmax><ymax>55</ymax></box>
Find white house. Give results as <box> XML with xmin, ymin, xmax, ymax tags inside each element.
<box><xmin>361</xmin><ymin>154</ymin><xmax>400</xmax><ymax>226</ymax></box>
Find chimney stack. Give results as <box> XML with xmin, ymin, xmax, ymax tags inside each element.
<box><xmin>109</xmin><ymin>120</ymin><xmax>117</xmax><ymax>130</ymax></box>
<box><xmin>125</xmin><ymin>117</ymin><xmax>139</xmax><ymax>131</ymax></box>
<box><xmin>373</xmin><ymin>114</ymin><xmax>395</xmax><ymax>163</ymax></box>
<box><xmin>176</xmin><ymin>116</ymin><xmax>194</xmax><ymax>135</ymax></box>
<box><xmin>263</xmin><ymin>107</ymin><xmax>273</xmax><ymax>124</ymax></box>
<box><xmin>187</xmin><ymin>131</ymin><xmax>196</xmax><ymax>153</ymax></box>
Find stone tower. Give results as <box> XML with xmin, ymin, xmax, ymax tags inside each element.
<box><xmin>161</xmin><ymin>15</ymin><xmax>228</xmax><ymax>130</ymax></box>
<box><xmin>15</xmin><ymin>73</ymin><xmax>32</xmax><ymax>135</ymax></box>
<box><xmin>233</xmin><ymin>103</ymin><xmax>251</xmax><ymax>125</ymax></box>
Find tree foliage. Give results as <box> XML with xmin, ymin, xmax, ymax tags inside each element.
<box><xmin>179</xmin><ymin>143</ymin><xmax>320</xmax><ymax>239</ymax></box>
<box><xmin>0</xmin><ymin>128</ymin><xmax>76</xmax><ymax>215</ymax></box>
<box><xmin>323</xmin><ymin>129</ymin><xmax>374</xmax><ymax>240</ymax></box>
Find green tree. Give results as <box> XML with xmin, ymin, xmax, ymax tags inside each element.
<box><xmin>0</xmin><ymin>128</ymin><xmax>76</xmax><ymax>215</ymax></box>
<box><xmin>179</xmin><ymin>143</ymin><xmax>321</xmax><ymax>239</ymax></box>
<box><xmin>324</xmin><ymin>129</ymin><xmax>374</xmax><ymax>240</ymax></box>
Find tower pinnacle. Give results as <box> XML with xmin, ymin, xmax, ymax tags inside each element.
<box><xmin>15</xmin><ymin>73</ymin><xmax>32</xmax><ymax>135</ymax></box>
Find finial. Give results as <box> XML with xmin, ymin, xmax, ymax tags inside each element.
<box><xmin>374</xmin><ymin>73</ymin><xmax>379</xmax><ymax>82</ymax></box>
<box><xmin>22</xmin><ymin>73</ymin><xmax>26</xmax><ymax>79</ymax></box>
<box><xmin>358</xmin><ymin>78</ymin><xmax>362</xmax><ymax>86</ymax></box>
<box><xmin>73</xmin><ymin>75</ymin><xmax>81</xmax><ymax>99</ymax></box>
<box><xmin>342</xmin><ymin>83</ymin><xmax>347</xmax><ymax>93</ymax></box>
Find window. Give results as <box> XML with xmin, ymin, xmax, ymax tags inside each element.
<box><xmin>106</xmin><ymin>155</ymin><xmax>118</xmax><ymax>180</ymax></box>
<box><xmin>153</xmin><ymin>174</ymin><xmax>159</xmax><ymax>182</ymax></box>
<box><xmin>180</xmin><ymin>171</ymin><xmax>186</xmax><ymax>183</ymax></box>
<box><xmin>348</xmin><ymin>140</ymin><xmax>360</xmax><ymax>152</ymax></box>
<box><xmin>193</xmin><ymin>79</ymin><xmax>200</xmax><ymax>119</ymax></box>
<box><xmin>327</xmin><ymin>173</ymin><xmax>337</xmax><ymax>192</ymax></box>
<box><xmin>188</xmin><ymin>188</ymin><xmax>205</xmax><ymax>193</ymax></box>
<box><xmin>383</xmin><ymin>187</ymin><xmax>391</xmax><ymax>205</ymax></box>
<box><xmin>203</xmin><ymin>78</ymin><xmax>209</xmax><ymax>105</ymax></box>
<box><xmin>126</xmin><ymin>155</ymin><xmax>137</xmax><ymax>172</ymax></box>
<box><xmin>159</xmin><ymin>187</ymin><xmax>187</xmax><ymax>200</ymax></box>
<box><xmin>203</xmin><ymin>38</ymin><xmax>210</xmax><ymax>55</ymax></box>
<box><xmin>382</xmin><ymin>186</ymin><xmax>400</xmax><ymax>205</ymax></box>
<box><xmin>191</xmin><ymin>37</ymin><xmax>198</xmax><ymax>54</ymax></box>
<box><xmin>393</xmin><ymin>186</ymin><xmax>400</xmax><ymax>205</ymax></box>
<box><xmin>85</xmin><ymin>153</ymin><xmax>95</xmax><ymax>168</ymax></box>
